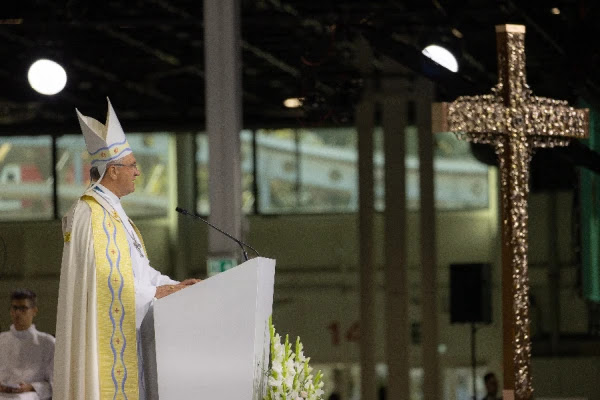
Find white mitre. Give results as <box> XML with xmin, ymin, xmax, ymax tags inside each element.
<box><xmin>76</xmin><ymin>97</ymin><xmax>132</xmax><ymax>175</ymax></box>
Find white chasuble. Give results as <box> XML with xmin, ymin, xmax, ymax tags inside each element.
<box><xmin>54</xmin><ymin>192</ymin><xmax>138</xmax><ymax>400</ymax></box>
<box><xmin>54</xmin><ymin>187</ymin><xmax>176</xmax><ymax>400</ymax></box>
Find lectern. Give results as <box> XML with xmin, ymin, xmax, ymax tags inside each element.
<box><xmin>144</xmin><ymin>257</ymin><xmax>276</xmax><ymax>399</ymax></box>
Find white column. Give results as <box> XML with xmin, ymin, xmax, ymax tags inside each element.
<box><xmin>417</xmin><ymin>78</ymin><xmax>440</xmax><ymax>400</ymax></box>
<box><xmin>383</xmin><ymin>93</ymin><xmax>409</xmax><ymax>400</ymax></box>
<box><xmin>204</xmin><ymin>0</ymin><xmax>243</xmax><ymax>260</ymax></box>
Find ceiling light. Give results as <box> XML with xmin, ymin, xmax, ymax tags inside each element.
<box><xmin>422</xmin><ymin>44</ymin><xmax>459</xmax><ymax>73</ymax></box>
<box><xmin>283</xmin><ymin>97</ymin><xmax>303</xmax><ymax>108</ymax></box>
<box><xmin>27</xmin><ymin>59</ymin><xmax>67</xmax><ymax>95</ymax></box>
<box><xmin>551</xmin><ymin>7</ymin><xmax>560</xmax><ymax>15</ymax></box>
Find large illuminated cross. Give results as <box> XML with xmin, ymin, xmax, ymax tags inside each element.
<box><xmin>434</xmin><ymin>24</ymin><xmax>589</xmax><ymax>400</ymax></box>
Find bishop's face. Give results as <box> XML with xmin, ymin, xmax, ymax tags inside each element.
<box><xmin>109</xmin><ymin>153</ymin><xmax>140</xmax><ymax>197</ymax></box>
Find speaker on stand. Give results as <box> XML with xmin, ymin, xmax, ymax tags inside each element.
<box><xmin>450</xmin><ymin>263</ymin><xmax>492</xmax><ymax>400</ymax></box>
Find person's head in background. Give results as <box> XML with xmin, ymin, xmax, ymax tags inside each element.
<box><xmin>483</xmin><ymin>372</ymin><xmax>498</xmax><ymax>398</ymax></box>
<box><xmin>10</xmin><ymin>289</ymin><xmax>38</xmax><ymax>331</ymax></box>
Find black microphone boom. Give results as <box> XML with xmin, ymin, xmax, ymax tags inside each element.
<box><xmin>175</xmin><ymin>207</ymin><xmax>259</xmax><ymax>262</ymax></box>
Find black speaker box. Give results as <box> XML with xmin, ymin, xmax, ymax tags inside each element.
<box><xmin>449</xmin><ymin>263</ymin><xmax>492</xmax><ymax>324</ymax></box>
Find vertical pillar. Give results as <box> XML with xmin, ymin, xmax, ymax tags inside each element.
<box><xmin>417</xmin><ymin>78</ymin><xmax>440</xmax><ymax>400</ymax></box>
<box><xmin>383</xmin><ymin>92</ymin><xmax>409</xmax><ymax>400</ymax></box>
<box><xmin>548</xmin><ymin>194</ymin><xmax>561</xmax><ymax>354</ymax></box>
<box><xmin>356</xmin><ymin>37</ymin><xmax>377</xmax><ymax>400</ymax></box>
<box><xmin>204</xmin><ymin>0</ymin><xmax>243</xmax><ymax>260</ymax></box>
<box><xmin>173</xmin><ymin>133</ymin><xmax>197</xmax><ymax>280</ymax></box>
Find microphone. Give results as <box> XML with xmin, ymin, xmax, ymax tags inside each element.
<box><xmin>175</xmin><ymin>207</ymin><xmax>260</xmax><ymax>262</ymax></box>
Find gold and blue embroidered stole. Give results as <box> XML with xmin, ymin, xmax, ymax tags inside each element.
<box><xmin>84</xmin><ymin>196</ymin><xmax>139</xmax><ymax>400</ymax></box>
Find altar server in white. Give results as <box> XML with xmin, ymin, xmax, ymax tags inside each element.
<box><xmin>54</xmin><ymin>98</ymin><xmax>200</xmax><ymax>400</ymax></box>
<box><xmin>0</xmin><ymin>289</ymin><xmax>54</xmax><ymax>400</ymax></box>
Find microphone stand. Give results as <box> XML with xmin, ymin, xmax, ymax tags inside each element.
<box><xmin>471</xmin><ymin>322</ymin><xmax>478</xmax><ymax>400</ymax></box>
<box><xmin>175</xmin><ymin>207</ymin><xmax>260</xmax><ymax>262</ymax></box>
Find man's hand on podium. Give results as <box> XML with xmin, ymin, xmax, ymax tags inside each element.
<box><xmin>155</xmin><ymin>279</ymin><xmax>202</xmax><ymax>299</ymax></box>
<box><xmin>0</xmin><ymin>382</ymin><xmax>34</xmax><ymax>393</ymax></box>
<box><xmin>180</xmin><ymin>278</ymin><xmax>202</xmax><ymax>286</ymax></box>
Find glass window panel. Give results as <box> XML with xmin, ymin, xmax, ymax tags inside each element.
<box><xmin>196</xmin><ymin>134</ymin><xmax>209</xmax><ymax>215</ymax></box>
<box><xmin>196</xmin><ymin>130</ymin><xmax>254</xmax><ymax>215</ymax></box>
<box><xmin>256</xmin><ymin>128</ymin><xmax>300</xmax><ymax>213</ymax></box>
<box><xmin>56</xmin><ymin>135</ymin><xmax>92</xmax><ymax>216</ymax></box>
<box><xmin>0</xmin><ymin>136</ymin><xmax>53</xmax><ymax>220</ymax></box>
<box><xmin>119</xmin><ymin>133</ymin><xmax>172</xmax><ymax>217</ymax></box>
<box><xmin>433</xmin><ymin>131</ymin><xmax>489</xmax><ymax>210</ymax></box>
<box><xmin>57</xmin><ymin>133</ymin><xmax>172</xmax><ymax>217</ymax></box>
<box><xmin>376</xmin><ymin>127</ymin><xmax>489</xmax><ymax>212</ymax></box>
<box><xmin>256</xmin><ymin>127</ymin><xmax>358</xmax><ymax>214</ymax></box>
<box><xmin>340</xmin><ymin>363</ymin><xmax>432</xmax><ymax>400</ymax></box>
<box><xmin>240</xmin><ymin>130</ymin><xmax>255</xmax><ymax>213</ymax></box>
<box><xmin>323</xmin><ymin>363</ymin><xmax>493</xmax><ymax>400</ymax></box>
<box><xmin>298</xmin><ymin>127</ymin><xmax>358</xmax><ymax>213</ymax></box>
<box><xmin>443</xmin><ymin>366</ymin><xmax>489</xmax><ymax>400</ymax></box>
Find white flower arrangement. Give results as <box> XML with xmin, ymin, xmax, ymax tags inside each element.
<box><xmin>264</xmin><ymin>317</ymin><xmax>325</xmax><ymax>400</ymax></box>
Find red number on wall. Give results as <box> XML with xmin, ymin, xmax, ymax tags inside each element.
<box><xmin>345</xmin><ymin>321</ymin><xmax>360</xmax><ymax>342</ymax></box>
<box><xmin>328</xmin><ymin>322</ymin><xmax>341</xmax><ymax>346</ymax></box>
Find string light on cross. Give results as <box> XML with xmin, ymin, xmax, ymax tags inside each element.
<box><xmin>433</xmin><ymin>24</ymin><xmax>589</xmax><ymax>400</ymax></box>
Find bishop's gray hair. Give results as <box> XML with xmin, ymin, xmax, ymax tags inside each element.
<box><xmin>90</xmin><ymin>161</ymin><xmax>118</xmax><ymax>181</ymax></box>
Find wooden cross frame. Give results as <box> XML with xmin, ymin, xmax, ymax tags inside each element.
<box><xmin>433</xmin><ymin>24</ymin><xmax>589</xmax><ymax>400</ymax></box>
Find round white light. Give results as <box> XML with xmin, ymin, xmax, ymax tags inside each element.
<box><xmin>283</xmin><ymin>97</ymin><xmax>303</xmax><ymax>108</ymax></box>
<box><xmin>422</xmin><ymin>44</ymin><xmax>459</xmax><ymax>73</ymax></box>
<box><xmin>27</xmin><ymin>59</ymin><xmax>67</xmax><ymax>95</ymax></box>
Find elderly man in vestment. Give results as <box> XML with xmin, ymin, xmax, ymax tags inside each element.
<box><xmin>0</xmin><ymin>289</ymin><xmax>54</xmax><ymax>400</ymax></box>
<box><xmin>54</xmin><ymin>98</ymin><xmax>199</xmax><ymax>400</ymax></box>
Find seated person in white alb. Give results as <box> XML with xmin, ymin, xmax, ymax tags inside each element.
<box><xmin>0</xmin><ymin>289</ymin><xmax>55</xmax><ymax>400</ymax></box>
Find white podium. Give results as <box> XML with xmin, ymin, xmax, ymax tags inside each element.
<box><xmin>150</xmin><ymin>257</ymin><xmax>275</xmax><ymax>399</ymax></box>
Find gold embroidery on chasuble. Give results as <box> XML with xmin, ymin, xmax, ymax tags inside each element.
<box><xmin>84</xmin><ymin>196</ymin><xmax>139</xmax><ymax>400</ymax></box>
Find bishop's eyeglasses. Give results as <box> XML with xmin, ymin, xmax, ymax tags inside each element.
<box><xmin>111</xmin><ymin>162</ymin><xmax>139</xmax><ymax>171</ymax></box>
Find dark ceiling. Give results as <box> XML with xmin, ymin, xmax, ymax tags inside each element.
<box><xmin>1</xmin><ymin>0</ymin><xmax>599</xmax><ymax>135</ymax></box>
